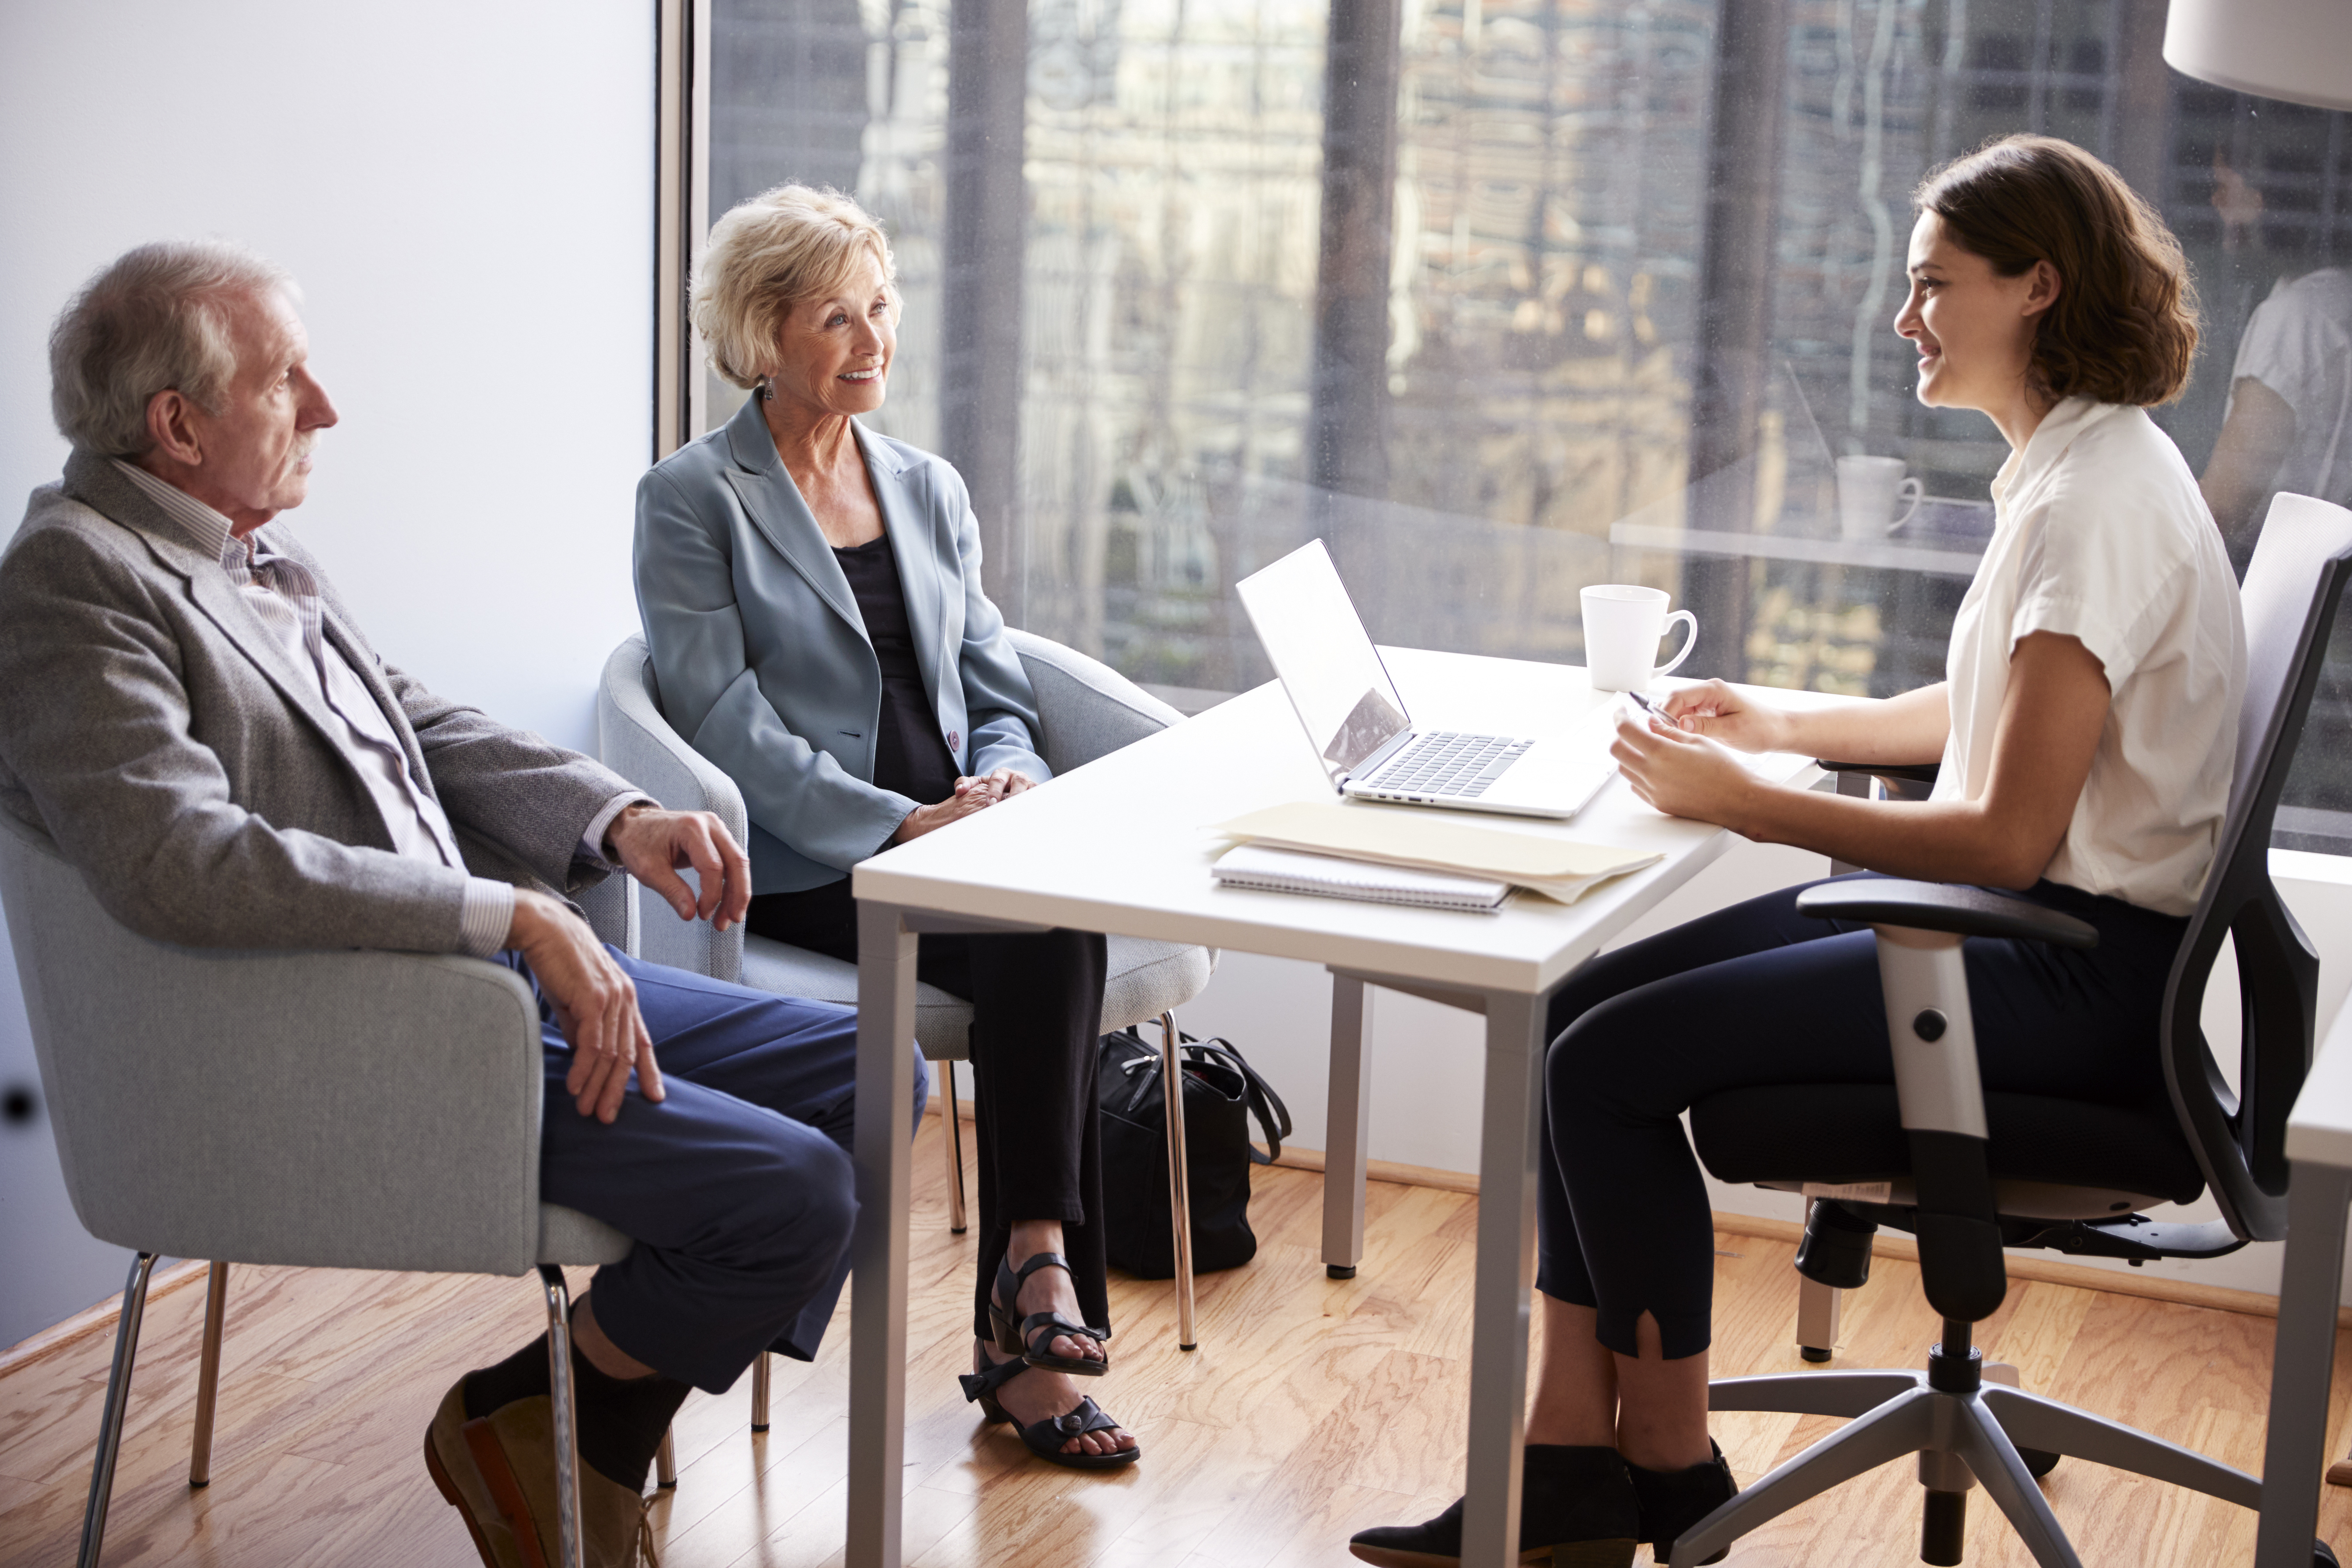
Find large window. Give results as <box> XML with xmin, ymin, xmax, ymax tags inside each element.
<box><xmin>673</xmin><ymin>0</ymin><xmax>2352</xmax><ymax>850</ymax></box>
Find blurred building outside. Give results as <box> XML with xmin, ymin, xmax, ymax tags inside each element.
<box><xmin>702</xmin><ymin>0</ymin><xmax>2352</xmax><ymax>849</ymax></box>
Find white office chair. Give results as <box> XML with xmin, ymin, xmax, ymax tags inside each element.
<box><xmin>595</xmin><ymin>631</ymin><xmax>1218</xmax><ymax>1430</ymax></box>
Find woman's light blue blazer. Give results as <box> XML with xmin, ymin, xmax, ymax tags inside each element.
<box><xmin>633</xmin><ymin>393</ymin><xmax>1049</xmax><ymax>895</ymax></box>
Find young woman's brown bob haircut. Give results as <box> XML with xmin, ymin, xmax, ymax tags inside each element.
<box><xmin>1914</xmin><ymin>135</ymin><xmax>2200</xmax><ymax>407</ymax></box>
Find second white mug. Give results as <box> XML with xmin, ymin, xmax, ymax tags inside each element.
<box><xmin>1581</xmin><ymin>584</ymin><xmax>1697</xmax><ymax>694</ymax></box>
<box><xmin>1835</xmin><ymin>455</ymin><xmax>1924</xmax><ymax>541</ymax></box>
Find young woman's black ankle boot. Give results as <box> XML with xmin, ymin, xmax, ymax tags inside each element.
<box><xmin>1625</xmin><ymin>1441</ymin><xmax>1737</xmax><ymax>1565</ymax></box>
<box><xmin>1347</xmin><ymin>1443</ymin><xmax>1638</xmax><ymax>1568</ymax></box>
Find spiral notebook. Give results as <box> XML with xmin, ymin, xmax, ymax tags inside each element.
<box><xmin>1210</xmin><ymin>843</ymin><xmax>1512</xmax><ymax>912</ymax></box>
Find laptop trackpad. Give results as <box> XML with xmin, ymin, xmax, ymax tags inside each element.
<box><xmin>1482</xmin><ymin>739</ymin><xmax>1614</xmax><ymax>813</ymax></box>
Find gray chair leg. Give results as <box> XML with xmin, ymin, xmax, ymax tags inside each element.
<box><xmin>1159</xmin><ymin>1011</ymin><xmax>1197</xmax><ymax>1350</ymax></box>
<box><xmin>655</xmin><ymin>1427</ymin><xmax>676</xmax><ymax>1489</ymax></box>
<box><xmin>750</xmin><ymin>1353</ymin><xmax>770</xmax><ymax>1432</ymax></box>
<box><xmin>189</xmin><ymin>1261</ymin><xmax>230</xmax><ymax>1487</ymax></box>
<box><xmin>1796</xmin><ymin>1271</ymin><xmax>1841</xmax><ymax>1363</ymax></box>
<box><xmin>538</xmin><ymin>1266</ymin><xmax>586</xmax><ymax>1568</ymax></box>
<box><xmin>1981</xmin><ymin>1385</ymin><xmax>2259</xmax><ymax>1506</ymax></box>
<box><xmin>942</xmin><ymin>1059</ymin><xmax>968</xmax><ymax>1235</ymax></box>
<box><xmin>79</xmin><ymin>1251</ymin><xmax>160</xmax><ymax>1568</ymax></box>
<box><xmin>1952</xmin><ymin>1397</ymin><xmax>2083</xmax><ymax>1568</ymax></box>
<box><xmin>1671</xmin><ymin>1386</ymin><xmax>1939</xmax><ymax>1566</ymax></box>
<box><xmin>1709</xmin><ymin>1368</ymin><xmax>1924</xmax><ymax>1418</ymax></box>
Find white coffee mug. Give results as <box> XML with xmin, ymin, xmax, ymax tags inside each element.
<box><xmin>1581</xmin><ymin>584</ymin><xmax>1697</xmax><ymax>693</ymax></box>
<box><xmin>1835</xmin><ymin>455</ymin><xmax>1923</xmax><ymax>541</ymax></box>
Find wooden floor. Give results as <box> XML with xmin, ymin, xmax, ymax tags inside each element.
<box><xmin>6</xmin><ymin>1110</ymin><xmax>2352</xmax><ymax>1567</ymax></box>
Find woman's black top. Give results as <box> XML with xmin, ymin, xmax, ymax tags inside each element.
<box><xmin>834</xmin><ymin>532</ymin><xmax>960</xmax><ymax>807</ymax></box>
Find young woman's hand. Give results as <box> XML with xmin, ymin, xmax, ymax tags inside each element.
<box><xmin>1658</xmin><ymin>680</ymin><xmax>1796</xmax><ymax>754</ymax></box>
<box><xmin>1611</xmin><ymin>709</ymin><xmax>1761</xmax><ymax>826</ymax></box>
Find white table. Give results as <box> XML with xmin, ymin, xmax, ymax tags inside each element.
<box><xmin>843</xmin><ymin>647</ymin><xmax>1832</xmax><ymax>1568</ymax></box>
<box><xmin>2256</xmin><ymin>1002</ymin><xmax>2352</xmax><ymax>1568</ymax></box>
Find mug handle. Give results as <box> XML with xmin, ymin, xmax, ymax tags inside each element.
<box><xmin>1654</xmin><ymin>610</ymin><xmax>1697</xmax><ymax>678</ymax></box>
<box><xmin>1888</xmin><ymin>476</ymin><xmax>1924</xmax><ymax>534</ymax></box>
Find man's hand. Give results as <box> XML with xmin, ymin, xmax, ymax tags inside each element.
<box><xmin>606</xmin><ymin>803</ymin><xmax>751</xmax><ymax>932</ymax></box>
<box><xmin>508</xmin><ymin>889</ymin><xmax>664</xmax><ymax>1123</ymax></box>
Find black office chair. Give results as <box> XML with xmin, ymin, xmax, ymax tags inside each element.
<box><xmin>1672</xmin><ymin>492</ymin><xmax>2352</xmax><ymax>1568</ymax></box>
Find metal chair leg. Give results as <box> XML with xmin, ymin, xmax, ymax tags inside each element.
<box><xmin>942</xmin><ymin>1060</ymin><xmax>968</xmax><ymax>1234</ymax></box>
<box><xmin>1159</xmin><ymin>1011</ymin><xmax>1197</xmax><ymax>1350</ymax></box>
<box><xmin>655</xmin><ymin>1427</ymin><xmax>676</xmax><ymax>1489</ymax></box>
<box><xmin>750</xmin><ymin>1352</ymin><xmax>770</xmax><ymax>1432</ymax></box>
<box><xmin>79</xmin><ymin>1251</ymin><xmax>159</xmax><ymax>1568</ymax></box>
<box><xmin>1796</xmin><ymin>1271</ymin><xmax>1841</xmax><ymax>1363</ymax></box>
<box><xmin>538</xmin><ymin>1266</ymin><xmax>586</xmax><ymax>1568</ymax></box>
<box><xmin>189</xmin><ymin>1262</ymin><xmax>230</xmax><ymax>1487</ymax></box>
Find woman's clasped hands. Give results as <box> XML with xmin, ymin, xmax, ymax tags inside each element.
<box><xmin>890</xmin><ymin>767</ymin><xmax>1038</xmax><ymax>844</ymax></box>
<box><xmin>1609</xmin><ymin>679</ymin><xmax>1789</xmax><ymax>828</ymax></box>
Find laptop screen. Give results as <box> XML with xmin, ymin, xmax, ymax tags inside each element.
<box><xmin>1234</xmin><ymin>539</ymin><xmax>1410</xmax><ymax>786</ymax></box>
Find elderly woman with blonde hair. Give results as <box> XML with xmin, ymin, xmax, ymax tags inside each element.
<box><xmin>633</xmin><ymin>185</ymin><xmax>1136</xmax><ymax>1469</ymax></box>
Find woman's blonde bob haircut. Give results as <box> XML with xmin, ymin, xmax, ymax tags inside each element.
<box><xmin>692</xmin><ymin>184</ymin><xmax>897</xmax><ymax>390</ymax></box>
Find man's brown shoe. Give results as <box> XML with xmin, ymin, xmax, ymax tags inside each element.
<box><xmin>460</xmin><ymin>1394</ymin><xmax>661</xmax><ymax>1568</ymax></box>
<box><xmin>425</xmin><ymin>1380</ymin><xmax>526</xmax><ymax>1568</ymax></box>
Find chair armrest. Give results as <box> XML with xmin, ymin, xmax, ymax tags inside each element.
<box><xmin>597</xmin><ymin>636</ymin><xmax>748</xmax><ymax>982</ymax></box>
<box><xmin>1816</xmin><ymin>760</ymin><xmax>1942</xmax><ymax>784</ymax></box>
<box><xmin>1796</xmin><ymin>880</ymin><xmax>2098</xmax><ymax>950</ymax></box>
<box><xmin>23</xmin><ymin>942</ymin><xmax>549</xmax><ymax>1277</ymax></box>
<box><xmin>1006</xmin><ymin>628</ymin><xmax>1184</xmax><ymax>774</ymax></box>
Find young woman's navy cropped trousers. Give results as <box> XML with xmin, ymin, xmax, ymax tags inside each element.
<box><xmin>1534</xmin><ymin>873</ymin><xmax>2188</xmax><ymax>1361</ymax></box>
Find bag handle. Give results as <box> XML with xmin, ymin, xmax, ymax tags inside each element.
<box><xmin>1175</xmin><ymin>1034</ymin><xmax>1292</xmax><ymax>1165</ymax></box>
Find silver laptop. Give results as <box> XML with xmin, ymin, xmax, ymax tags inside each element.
<box><xmin>1234</xmin><ymin>540</ymin><xmax>1614</xmax><ymax>821</ymax></box>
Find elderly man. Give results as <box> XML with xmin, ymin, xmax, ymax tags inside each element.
<box><xmin>0</xmin><ymin>240</ymin><xmax>923</xmax><ymax>1567</ymax></box>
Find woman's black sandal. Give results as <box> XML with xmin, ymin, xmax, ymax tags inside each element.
<box><xmin>959</xmin><ymin>1346</ymin><xmax>1141</xmax><ymax>1472</ymax></box>
<box><xmin>990</xmin><ymin>1251</ymin><xmax>1110</xmax><ymax>1376</ymax></box>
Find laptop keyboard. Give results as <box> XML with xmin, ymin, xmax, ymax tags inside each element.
<box><xmin>1360</xmin><ymin>732</ymin><xmax>1532</xmax><ymax>800</ymax></box>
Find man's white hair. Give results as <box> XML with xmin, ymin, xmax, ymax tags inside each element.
<box><xmin>49</xmin><ymin>240</ymin><xmax>297</xmax><ymax>457</ymax></box>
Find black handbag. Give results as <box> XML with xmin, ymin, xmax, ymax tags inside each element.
<box><xmin>1096</xmin><ymin>1028</ymin><xmax>1291</xmax><ymax>1279</ymax></box>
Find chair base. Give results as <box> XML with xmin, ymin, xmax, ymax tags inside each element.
<box><xmin>1679</xmin><ymin>1341</ymin><xmax>2260</xmax><ymax>1568</ymax></box>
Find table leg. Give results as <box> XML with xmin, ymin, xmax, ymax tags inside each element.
<box><xmin>2255</xmin><ymin>1160</ymin><xmax>2352</xmax><ymax>1568</ymax></box>
<box><xmin>1324</xmin><ymin>971</ymin><xmax>1373</xmax><ymax>1280</ymax></box>
<box><xmin>1461</xmin><ymin>990</ymin><xmax>1548</xmax><ymax>1568</ymax></box>
<box><xmin>849</xmin><ymin>902</ymin><xmax>919</xmax><ymax>1568</ymax></box>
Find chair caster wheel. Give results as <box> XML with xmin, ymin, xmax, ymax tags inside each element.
<box><xmin>2021</xmin><ymin>1446</ymin><xmax>2059</xmax><ymax>1480</ymax></box>
<box><xmin>1799</xmin><ymin>1345</ymin><xmax>1832</xmax><ymax>1364</ymax></box>
<box><xmin>1327</xmin><ymin>1264</ymin><xmax>1357</xmax><ymax>1279</ymax></box>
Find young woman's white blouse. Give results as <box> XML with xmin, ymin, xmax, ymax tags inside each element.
<box><xmin>1930</xmin><ymin>397</ymin><xmax>2247</xmax><ymax>917</ymax></box>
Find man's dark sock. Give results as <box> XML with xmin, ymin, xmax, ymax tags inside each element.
<box><xmin>569</xmin><ymin>1342</ymin><xmax>692</xmax><ymax>1490</ymax></box>
<box><xmin>463</xmin><ymin>1334</ymin><xmax>553</xmax><ymax>1420</ymax></box>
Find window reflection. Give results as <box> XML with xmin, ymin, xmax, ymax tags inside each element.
<box><xmin>702</xmin><ymin>0</ymin><xmax>2352</xmax><ymax>849</ymax></box>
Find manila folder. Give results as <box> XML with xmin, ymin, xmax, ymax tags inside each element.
<box><xmin>1212</xmin><ymin>801</ymin><xmax>1660</xmax><ymax>905</ymax></box>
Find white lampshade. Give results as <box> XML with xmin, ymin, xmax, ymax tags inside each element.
<box><xmin>2164</xmin><ymin>0</ymin><xmax>2352</xmax><ymax>113</ymax></box>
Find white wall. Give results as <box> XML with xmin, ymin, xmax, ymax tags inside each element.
<box><xmin>0</xmin><ymin>1</ymin><xmax>654</xmax><ymax>1349</ymax></box>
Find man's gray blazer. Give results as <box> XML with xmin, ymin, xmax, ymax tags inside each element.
<box><xmin>0</xmin><ymin>451</ymin><xmax>633</xmax><ymax>954</ymax></box>
<box><xmin>634</xmin><ymin>394</ymin><xmax>1046</xmax><ymax>895</ymax></box>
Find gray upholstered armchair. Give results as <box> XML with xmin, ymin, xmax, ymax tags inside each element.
<box><xmin>0</xmin><ymin>807</ymin><xmax>629</xmax><ymax>1568</ymax></box>
<box><xmin>594</xmin><ymin>629</ymin><xmax>1218</xmax><ymax>1395</ymax></box>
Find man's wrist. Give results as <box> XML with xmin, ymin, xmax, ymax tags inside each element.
<box><xmin>588</xmin><ymin>795</ymin><xmax>657</xmax><ymax>864</ymax></box>
<box><xmin>463</xmin><ymin>877</ymin><xmax>519</xmax><ymax>957</ymax></box>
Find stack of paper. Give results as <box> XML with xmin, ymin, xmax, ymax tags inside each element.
<box><xmin>1211</xmin><ymin>843</ymin><xmax>1511</xmax><ymax>912</ymax></box>
<box><xmin>1211</xmin><ymin>800</ymin><xmax>1661</xmax><ymax>906</ymax></box>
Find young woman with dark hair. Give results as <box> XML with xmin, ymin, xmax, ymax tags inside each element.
<box><xmin>1349</xmin><ymin>135</ymin><xmax>2243</xmax><ymax>1568</ymax></box>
